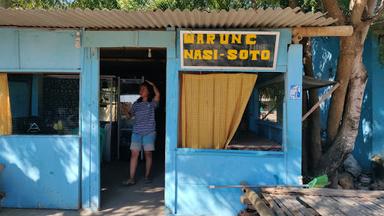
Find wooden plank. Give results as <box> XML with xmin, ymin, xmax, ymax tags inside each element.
<box><xmin>350</xmin><ymin>197</ymin><xmax>384</xmax><ymax>213</ymax></box>
<box><xmin>274</xmin><ymin>195</ymin><xmax>314</xmax><ymax>216</ymax></box>
<box><xmin>330</xmin><ymin>197</ymin><xmax>376</xmax><ymax>216</ymax></box>
<box><xmin>297</xmin><ymin>195</ymin><xmax>346</xmax><ymax>216</ymax></box>
<box><xmin>261</xmin><ymin>187</ymin><xmax>384</xmax><ymax>199</ymax></box>
<box><xmin>371</xmin><ymin>198</ymin><xmax>384</xmax><ymax>209</ymax></box>
<box><xmin>267</xmin><ymin>194</ymin><xmax>296</xmax><ymax>216</ymax></box>
<box><xmin>274</xmin><ymin>195</ymin><xmax>304</xmax><ymax>216</ymax></box>
<box><xmin>262</xmin><ymin>193</ymin><xmax>286</xmax><ymax>216</ymax></box>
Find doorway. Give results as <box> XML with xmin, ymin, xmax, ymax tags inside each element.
<box><xmin>99</xmin><ymin>47</ymin><xmax>166</xmax><ymax>214</ymax></box>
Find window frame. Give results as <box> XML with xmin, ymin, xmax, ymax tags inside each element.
<box><xmin>1</xmin><ymin>72</ymin><xmax>81</xmax><ymax>137</ymax></box>
<box><xmin>177</xmin><ymin>71</ymin><xmax>285</xmax><ymax>152</ymax></box>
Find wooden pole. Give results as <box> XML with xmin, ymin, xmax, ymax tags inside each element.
<box><xmin>302</xmin><ymin>83</ymin><xmax>340</xmax><ymax>122</ymax></box>
<box><xmin>292</xmin><ymin>26</ymin><xmax>353</xmax><ymax>43</ymax></box>
<box><xmin>241</xmin><ymin>187</ymin><xmax>275</xmax><ymax>216</ymax></box>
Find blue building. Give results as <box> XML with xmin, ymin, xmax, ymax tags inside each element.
<box><xmin>0</xmin><ymin>7</ymin><xmax>355</xmax><ymax>216</ymax></box>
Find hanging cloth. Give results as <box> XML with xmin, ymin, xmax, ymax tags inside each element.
<box><xmin>180</xmin><ymin>73</ymin><xmax>257</xmax><ymax>149</ymax></box>
<box><xmin>0</xmin><ymin>73</ymin><xmax>12</xmax><ymax>135</ymax></box>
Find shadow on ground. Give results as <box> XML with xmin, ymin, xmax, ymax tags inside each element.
<box><xmin>1</xmin><ymin>160</ymin><xmax>165</xmax><ymax>216</ymax></box>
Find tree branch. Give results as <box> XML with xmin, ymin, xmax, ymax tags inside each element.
<box><xmin>363</xmin><ymin>0</ymin><xmax>384</xmax><ymax>23</ymax></box>
<box><xmin>288</xmin><ymin>0</ymin><xmax>299</xmax><ymax>8</ymax></box>
<box><xmin>356</xmin><ymin>0</ymin><xmax>384</xmax><ymax>31</ymax></box>
<box><xmin>351</xmin><ymin>0</ymin><xmax>368</xmax><ymax>25</ymax></box>
<box><xmin>322</xmin><ymin>0</ymin><xmax>346</xmax><ymax>25</ymax></box>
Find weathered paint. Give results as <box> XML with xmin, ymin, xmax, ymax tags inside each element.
<box><xmin>82</xmin><ymin>30</ymin><xmax>178</xmax><ymax>212</ymax></box>
<box><xmin>0</xmin><ymin>136</ymin><xmax>80</xmax><ymax>209</ymax></box>
<box><xmin>81</xmin><ymin>47</ymin><xmax>100</xmax><ymax>210</ymax></box>
<box><xmin>0</xmin><ymin>29</ymin><xmax>82</xmax><ymax>209</ymax></box>
<box><xmin>0</xmin><ymin>29</ymin><xmax>81</xmax><ymax>72</ymax></box>
<box><xmin>0</xmin><ymin>28</ymin><xmax>303</xmax><ymax>215</ymax></box>
<box><xmin>311</xmin><ymin>36</ymin><xmax>377</xmax><ymax>171</ymax></box>
<box><xmin>367</xmin><ymin>34</ymin><xmax>384</xmax><ymax>160</ymax></box>
<box><xmin>169</xmin><ymin>30</ymin><xmax>302</xmax><ymax>215</ymax></box>
<box><xmin>285</xmin><ymin>44</ymin><xmax>303</xmax><ymax>185</ymax></box>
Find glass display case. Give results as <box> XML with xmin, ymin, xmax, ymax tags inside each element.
<box><xmin>100</xmin><ymin>76</ymin><xmax>117</xmax><ymax>162</ymax></box>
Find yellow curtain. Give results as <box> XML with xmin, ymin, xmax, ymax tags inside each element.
<box><xmin>180</xmin><ymin>73</ymin><xmax>257</xmax><ymax>149</ymax></box>
<box><xmin>0</xmin><ymin>73</ymin><xmax>12</xmax><ymax>135</ymax></box>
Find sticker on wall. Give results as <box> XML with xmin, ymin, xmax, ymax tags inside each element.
<box><xmin>289</xmin><ymin>85</ymin><xmax>301</xmax><ymax>100</ymax></box>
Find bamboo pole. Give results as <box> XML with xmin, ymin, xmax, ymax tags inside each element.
<box><xmin>241</xmin><ymin>187</ymin><xmax>275</xmax><ymax>216</ymax></box>
<box><xmin>302</xmin><ymin>83</ymin><xmax>340</xmax><ymax>122</ymax></box>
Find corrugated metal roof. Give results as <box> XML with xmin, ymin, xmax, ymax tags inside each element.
<box><xmin>0</xmin><ymin>7</ymin><xmax>338</xmax><ymax>30</ymax></box>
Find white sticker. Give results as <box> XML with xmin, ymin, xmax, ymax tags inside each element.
<box><xmin>289</xmin><ymin>85</ymin><xmax>301</xmax><ymax>100</ymax></box>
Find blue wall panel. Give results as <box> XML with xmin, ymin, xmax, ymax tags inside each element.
<box><xmin>285</xmin><ymin>44</ymin><xmax>302</xmax><ymax>185</ymax></box>
<box><xmin>311</xmin><ymin>37</ymin><xmax>339</xmax><ymax>132</ymax></box>
<box><xmin>0</xmin><ymin>28</ymin><xmax>82</xmax><ymax>210</ymax></box>
<box><xmin>175</xmin><ymin>151</ymin><xmax>285</xmax><ymax>215</ymax></box>
<box><xmin>0</xmin><ymin>29</ymin><xmax>81</xmax><ymax>71</ymax></box>
<box><xmin>0</xmin><ymin>29</ymin><xmax>19</xmax><ymax>70</ymax></box>
<box><xmin>0</xmin><ymin>28</ymin><xmax>304</xmax><ymax>215</ymax></box>
<box><xmin>311</xmin><ymin>36</ymin><xmax>376</xmax><ymax>171</ymax></box>
<box><xmin>19</xmin><ymin>30</ymin><xmax>81</xmax><ymax>70</ymax></box>
<box><xmin>0</xmin><ymin>136</ymin><xmax>80</xmax><ymax>209</ymax></box>
<box><xmin>368</xmin><ymin>34</ymin><xmax>384</xmax><ymax>159</ymax></box>
<box><xmin>172</xmin><ymin>30</ymin><xmax>302</xmax><ymax>215</ymax></box>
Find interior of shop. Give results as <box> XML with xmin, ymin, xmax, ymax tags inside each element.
<box><xmin>228</xmin><ymin>72</ymin><xmax>284</xmax><ymax>151</ymax></box>
<box><xmin>178</xmin><ymin>72</ymin><xmax>284</xmax><ymax>151</ymax></box>
<box><xmin>7</xmin><ymin>74</ymin><xmax>80</xmax><ymax>136</ymax></box>
<box><xmin>99</xmin><ymin>48</ymin><xmax>166</xmax><ymax>208</ymax></box>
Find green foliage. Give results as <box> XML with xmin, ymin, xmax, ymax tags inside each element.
<box><xmin>4</xmin><ymin>0</ymin><xmax>284</xmax><ymax>10</ymax></box>
<box><xmin>71</xmin><ymin>0</ymin><xmax>120</xmax><ymax>10</ymax></box>
<box><xmin>301</xmin><ymin>0</ymin><xmax>319</xmax><ymax>12</ymax></box>
<box><xmin>10</xmin><ymin>0</ymin><xmax>70</xmax><ymax>9</ymax></box>
<box><xmin>116</xmin><ymin>0</ymin><xmax>282</xmax><ymax>11</ymax></box>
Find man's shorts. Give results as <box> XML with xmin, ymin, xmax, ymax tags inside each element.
<box><xmin>130</xmin><ymin>132</ymin><xmax>156</xmax><ymax>151</ymax></box>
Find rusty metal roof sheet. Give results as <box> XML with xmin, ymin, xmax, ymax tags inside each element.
<box><xmin>0</xmin><ymin>7</ymin><xmax>338</xmax><ymax>30</ymax></box>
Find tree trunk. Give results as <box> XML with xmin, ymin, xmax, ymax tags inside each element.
<box><xmin>326</xmin><ymin>36</ymin><xmax>356</xmax><ymax>147</ymax></box>
<box><xmin>315</xmin><ymin>36</ymin><xmax>368</xmax><ymax>176</ymax></box>
<box><xmin>302</xmin><ymin>38</ymin><xmax>322</xmax><ymax>173</ymax></box>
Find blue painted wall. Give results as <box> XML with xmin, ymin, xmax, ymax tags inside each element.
<box><xmin>0</xmin><ymin>136</ymin><xmax>80</xmax><ymax>209</ymax></box>
<box><xmin>0</xmin><ymin>29</ymin><xmax>82</xmax><ymax>209</ymax></box>
<box><xmin>367</xmin><ymin>34</ymin><xmax>384</xmax><ymax>160</ymax></box>
<box><xmin>0</xmin><ymin>29</ymin><xmax>81</xmax><ymax>72</ymax></box>
<box><xmin>0</xmin><ymin>28</ymin><xmax>303</xmax><ymax>215</ymax></box>
<box><xmin>311</xmin><ymin>34</ymin><xmax>384</xmax><ymax>171</ymax></box>
<box><xmin>171</xmin><ymin>30</ymin><xmax>302</xmax><ymax>215</ymax></box>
